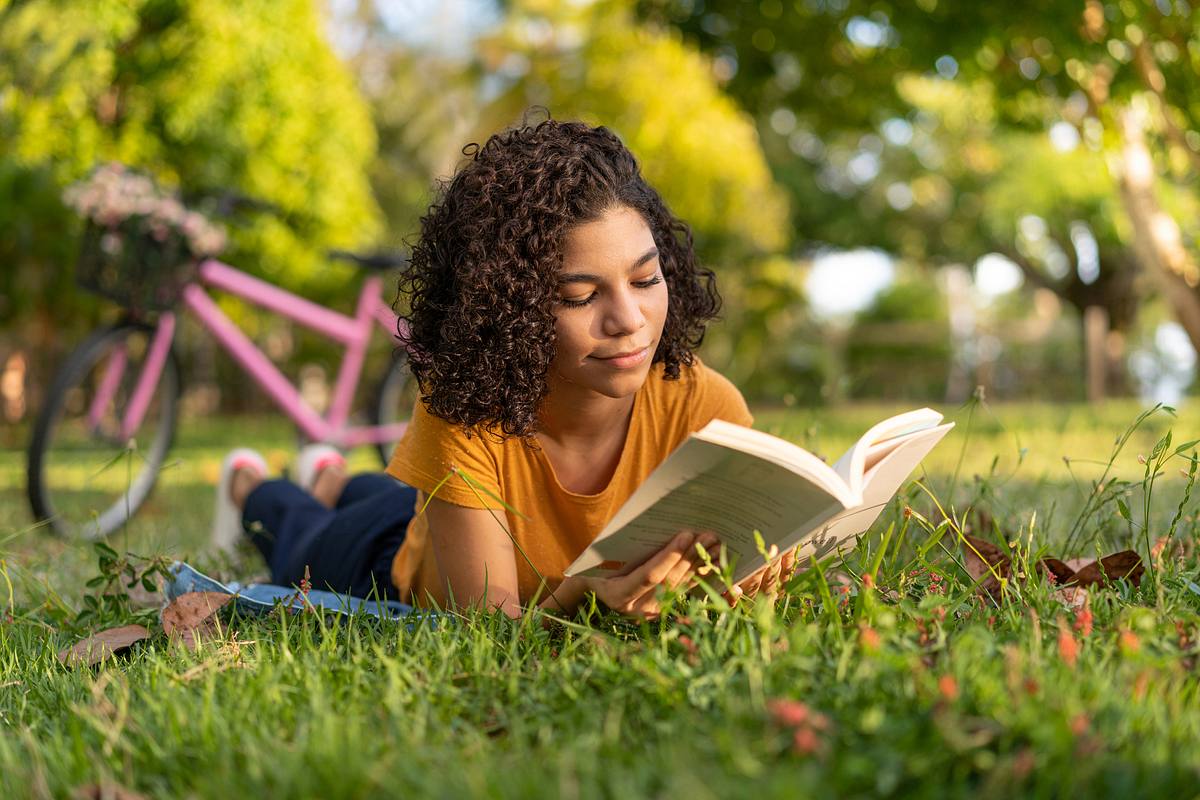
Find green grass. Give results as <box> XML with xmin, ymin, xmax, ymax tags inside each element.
<box><xmin>3</xmin><ymin>399</ymin><xmax>1200</xmax><ymax>797</ymax></box>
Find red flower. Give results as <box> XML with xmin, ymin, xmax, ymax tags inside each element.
<box><xmin>792</xmin><ymin>726</ymin><xmax>820</xmax><ymax>755</ymax></box>
<box><xmin>1058</xmin><ymin>626</ymin><xmax>1079</xmax><ymax>669</ymax></box>
<box><xmin>1073</xmin><ymin>606</ymin><xmax>1094</xmax><ymax>638</ymax></box>
<box><xmin>767</xmin><ymin>698</ymin><xmax>810</xmax><ymax>728</ymax></box>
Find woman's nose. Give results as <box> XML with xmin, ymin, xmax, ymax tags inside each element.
<box><xmin>602</xmin><ymin>287</ymin><xmax>647</xmax><ymax>337</ymax></box>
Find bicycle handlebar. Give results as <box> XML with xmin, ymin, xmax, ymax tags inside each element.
<box><xmin>326</xmin><ymin>249</ymin><xmax>409</xmax><ymax>270</ymax></box>
<box><xmin>180</xmin><ymin>186</ymin><xmax>409</xmax><ymax>271</ymax></box>
<box><xmin>181</xmin><ymin>187</ymin><xmax>287</xmax><ymax>219</ymax></box>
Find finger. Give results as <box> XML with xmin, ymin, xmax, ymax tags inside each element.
<box><xmin>741</xmin><ymin>563</ymin><xmax>769</xmax><ymax>590</ymax></box>
<box><xmin>616</xmin><ymin>531</ymin><xmax>693</xmax><ymax>577</ymax></box>
<box><xmin>631</xmin><ymin>599</ymin><xmax>660</xmax><ymax>619</ymax></box>
<box><xmin>723</xmin><ymin>584</ymin><xmax>744</xmax><ymax>607</ymax></box>
<box><xmin>624</xmin><ymin>532</ymin><xmax>695</xmax><ymax>594</ymax></box>
<box><xmin>662</xmin><ymin>552</ymin><xmax>698</xmax><ymax>590</ymax></box>
<box><xmin>780</xmin><ymin>548</ymin><xmax>796</xmax><ymax>578</ymax></box>
<box><xmin>629</xmin><ymin>564</ymin><xmax>695</xmax><ymax>613</ymax></box>
<box><xmin>761</xmin><ymin>560</ymin><xmax>782</xmax><ymax>595</ymax></box>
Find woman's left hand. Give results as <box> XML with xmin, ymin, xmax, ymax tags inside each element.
<box><xmin>724</xmin><ymin>545</ymin><xmax>798</xmax><ymax>606</ymax></box>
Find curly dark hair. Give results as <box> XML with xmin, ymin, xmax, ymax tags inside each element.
<box><xmin>397</xmin><ymin>115</ymin><xmax>721</xmax><ymax>438</ymax></box>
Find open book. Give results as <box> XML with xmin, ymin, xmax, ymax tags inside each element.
<box><xmin>565</xmin><ymin>408</ymin><xmax>953</xmax><ymax>585</ymax></box>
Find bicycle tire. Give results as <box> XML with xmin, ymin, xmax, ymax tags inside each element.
<box><xmin>27</xmin><ymin>321</ymin><xmax>181</xmax><ymax>539</ymax></box>
<box><xmin>371</xmin><ymin>351</ymin><xmax>416</xmax><ymax>466</ymax></box>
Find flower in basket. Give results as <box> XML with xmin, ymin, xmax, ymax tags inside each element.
<box><xmin>63</xmin><ymin>163</ymin><xmax>227</xmax><ymax>260</ymax></box>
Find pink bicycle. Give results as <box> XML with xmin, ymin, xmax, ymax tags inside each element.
<box><xmin>27</xmin><ymin>194</ymin><xmax>414</xmax><ymax>539</ymax></box>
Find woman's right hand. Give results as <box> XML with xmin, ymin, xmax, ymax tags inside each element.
<box><xmin>580</xmin><ymin>531</ymin><xmax>719</xmax><ymax>619</ymax></box>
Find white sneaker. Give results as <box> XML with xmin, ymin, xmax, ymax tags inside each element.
<box><xmin>296</xmin><ymin>444</ymin><xmax>346</xmax><ymax>493</ymax></box>
<box><xmin>211</xmin><ymin>448</ymin><xmax>267</xmax><ymax>554</ymax></box>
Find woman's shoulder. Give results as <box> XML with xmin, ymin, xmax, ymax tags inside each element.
<box><xmin>386</xmin><ymin>399</ymin><xmax>505</xmax><ymax>508</ymax></box>
<box><xmin>644</xmin><ymin>356</ymin><xmax>753</xmax><ymax>429</ymax></box>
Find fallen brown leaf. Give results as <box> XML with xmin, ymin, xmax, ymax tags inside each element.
<box><xmin>57</xmin><ymin>624</ymin><xmax>150</xmax><ymax>667</ymax></box>
<box><xmin>961</xmin><ymin>535</ymin><xmax>1010</xmax><ymax>595</ymax></box>
<box><xmin>170</xmin><ymin>615</ymin><xmax>223</xmax><ymax>650</ymax></box>
<box><xmin>161</xmin><ymin>592</ymin><xmax>232</xmax><ymax>637</ymax></box>
<box><xmin>1069</xmin><ymin>550</ymin><xmax>1144</xmax><ymax>588</ymax></box>
<box><xmin>1039</xmin><ymin>558</ymin><xmax>1075</xmax><ymax>586</ymax></box>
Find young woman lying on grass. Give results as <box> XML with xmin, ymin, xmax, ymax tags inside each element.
<box><xmin>211</xmin><ymin>117</ymin><xmax>797</xmax><ymax>619</ymax></box>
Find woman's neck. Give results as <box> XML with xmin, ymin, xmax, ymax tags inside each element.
<box><xmin>536</xmin><ymin>376</ymin><xmax>637</xmax><ymax>449</ymax></box>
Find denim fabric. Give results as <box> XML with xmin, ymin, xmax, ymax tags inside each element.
<box><xmin>162</xmin><ymin>561</ymin><xmax>446</xmax><ymax>629</ymax></box>
<box><xmin>241</xmin><ymin>473</ymin><xmax>414</xmax><ymax>602</ymax></box>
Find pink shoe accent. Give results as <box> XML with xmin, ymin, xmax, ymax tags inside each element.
<box><xmin>230</xmin><ymin>456</ymin><xmax>265</xmax><ymax>476</ymax></box>
<box><xmin>295</xmin><ymin>444</ymin><xmax>346</xmax><ymax>492</ymax></box>
<box><xmin>312</xmin><ymin>453</ymin><xmax>346</xmax><ymax>474</ymax></box>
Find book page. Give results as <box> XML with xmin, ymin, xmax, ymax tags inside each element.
<box><xmin>565</xmin><ymin>438</ymin><xmax>847</xmax><ymax>583</ymax></box>
<box><xmin>832</xmin><ymin>408</ymin><xmax>944</xmax><ymax>494</ymax></box>
<box><xmin>693</xmin><ymin>420</ymin><xmax>854</xmax><ymax>501</ymax></box>
<box><xmin>792</xmin><ymin>422</ymin><xmax>954</xmax><ymax>565</ymax></box>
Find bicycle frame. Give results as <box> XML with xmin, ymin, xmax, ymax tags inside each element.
<box><xmin>88</xmin><ymin>258</ymin><xmax>410</xmax><ymax>449</ymax></box>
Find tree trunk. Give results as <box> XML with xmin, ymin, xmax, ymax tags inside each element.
<box><xmin>1083</xmin><ymin>305</ymin><xmax>1108</xmax><ymax>404</ymax></box>
<box><xmin>1114</xmin><ymin>105</ymin><xmax>1200</xmax><ymax>354</ymax></box>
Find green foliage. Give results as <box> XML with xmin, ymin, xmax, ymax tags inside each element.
<box><xmin>0</xmin><ymin>0</ymin><xmax>381</xmax><ymax>337</ymax></box>
<box><xmin>478</xmin><ymin>0</ymin><xmax>790</xmax><ymax>260</ymax></box>
<box><xmin>639</xmin><ymin>0</ymin><xmax>1200</xmax><ymax>372</ymax></box>
<box><xmin>706</xmin><ymin>255</ymin><xmax>825</xmax><ymax>402</ymax></box>
<box><xmin>846</xmin><ymin>274</ymin><xmax>952</xmax><ymax>400</ymax></box>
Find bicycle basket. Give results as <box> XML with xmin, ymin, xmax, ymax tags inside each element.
<box><xmin>76</xmin><ymin>221</ymin><xmax>197</xmax><ymax>312</ymax></box>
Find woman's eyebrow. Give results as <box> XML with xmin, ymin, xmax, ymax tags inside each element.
<box><xmin>558</xmin><ymin>247</ymin><xmax>659</xmax><ymax>284</ymax></box>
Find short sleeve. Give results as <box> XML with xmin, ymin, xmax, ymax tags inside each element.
<box><xmin>691</xmin><ymin>360</ymin><xmax>754</xmax><ymax>429</ymax></box>
<box><xmin>385</xmin><ymin>401</ymin><xmax>503</xmax><ymax>509</ymax></box>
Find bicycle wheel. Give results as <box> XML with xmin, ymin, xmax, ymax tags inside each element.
<box><xmin>371</xmin><ymin>351</ymin><xmax>418</xmax><ymax>465</ymax></box>
<box><xmin>27</xmin><ymin>321</ymin><xmax>181</xmax><ymax>539</ymax></box>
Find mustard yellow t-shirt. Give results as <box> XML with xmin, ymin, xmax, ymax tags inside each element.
<box><xmin>385</xmin><ymin>358</ymin><xmax>753</xmax><ymax>606</ymax></box>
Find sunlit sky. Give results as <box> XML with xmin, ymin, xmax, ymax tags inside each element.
<box><xmin>804</xmin><ymin>249</ymin><xmax>894</xmax><ymax>320</ymax></box>
<box><xmin>804</xmin><ymin>250</ymin><xmax>1024</xmax><ymax>320</ymax></box>
<box><xmin>328</xmin><ymin>0</ymin><xmax>499</xmax><ymax>57</ymax></box>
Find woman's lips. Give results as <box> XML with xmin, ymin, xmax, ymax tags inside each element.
<box><xmin>592</xmin><ymin>346</ymin><xmax>649</xmax><ymax>369</ymax></box>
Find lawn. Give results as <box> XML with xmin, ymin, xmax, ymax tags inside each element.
<box><xmin>2</xmin><ymin>399</ymin><xmax>1200</xmax><ymax>797</ymax></box>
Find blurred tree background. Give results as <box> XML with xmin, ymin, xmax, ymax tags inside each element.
<box><xmin>2</xmin><ymin>0</ymin><xmax>1199</xmax><ymax>428</ymax></box>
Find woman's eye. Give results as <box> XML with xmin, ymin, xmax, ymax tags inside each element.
<box><xmin>558</xmin><ymin>275</ymin><xmax>660</xmax><ymax>308</ymax></box>
<box><xmin>559</xmin><ymin>293</ymin><xmax>596</xmax><ymax>308</ymax></box>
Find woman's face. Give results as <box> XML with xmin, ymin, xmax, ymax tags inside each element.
<box><xmin>548</xmin><ymin>204</ymin><xmax>669</xmax><ymax>401</ymax></box>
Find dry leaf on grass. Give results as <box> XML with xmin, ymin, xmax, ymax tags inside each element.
<box><xmin>1039</xmin><ymin>558</ymin><xmax>1076</xmax><ymax>586</ymax></box>
<box><xmin>161</xmin><ymin>591</ymin><xmax>232</xmax><ymax>638</ymax></box>
<box><xmin>1069</xmin><ymin>551</ymin><xmax>1144</xmax><ymax>588</ymax></box>
<box><xmin>171</xmin><ymin>615</ymin><xmax>224</xmax><ymax>650</ymax></box>
<box><xmin>961</xmin><ymin>535</ymin><xmax>1011</xmax><ymax>596</ymax></box>
<box><xmin>960</xmin><ymin>536</ymin><xmax>1143</xmax><ymax>601</ymax></box>
<box><xmin>57</xmin><ymin>624</ymin><xmax>150</xmax><ymax>667</ymax></box>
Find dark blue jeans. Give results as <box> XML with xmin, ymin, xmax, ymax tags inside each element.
<box><xmin>242</xmin><ymin>473</ymin><xmax>416</xmax><ymax>602</ymax></box>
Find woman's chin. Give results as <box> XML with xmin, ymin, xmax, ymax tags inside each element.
<box><xmin>587</xmin><ymin>364</ymin><xmax>653</xmax><ymax>399</ymax></box>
